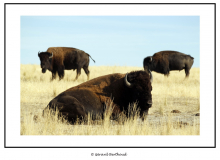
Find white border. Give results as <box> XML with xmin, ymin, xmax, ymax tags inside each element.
<box><xmin>5</xmin><ymin>4</ymin><xmax>215</xmax><ymax>147</ymax></box>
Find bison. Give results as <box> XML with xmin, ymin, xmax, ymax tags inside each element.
<box><xmin>143</xmin><ymin>50</ymin><xmax>194</xmax><ymax>77</ymax></box>
<box><xmin>38</xmin><ymin>47</ymin><xmax>95</xmax><ymax>81</ymax></box>
<box><xmin>43</xmin><ymin>70</ymin><xmax>153</xmax><ymax>123</ymax></box>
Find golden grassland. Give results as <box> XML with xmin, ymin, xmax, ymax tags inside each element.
<box><xmin>20</xmin><ymin>64</ymin><xmax>200</xmax><ymax>135</ymax></box>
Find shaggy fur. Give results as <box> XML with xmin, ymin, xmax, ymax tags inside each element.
<box><xmin>38</xmin><ymin>47</ymin><xmax>95</xmax><ymax>80</ymax></box>
<box><xmin>143</xmin><ymin>50</ymin><xmax>194</xmax><ymax>77</ymax></box>
<box><xmin>43</xmin><ymin>70</ymin><xmax>152</xmax><ymax>123</ymax></box>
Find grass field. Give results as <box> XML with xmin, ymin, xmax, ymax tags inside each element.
<box><xmin>20</xmin><ymin>64</ymin><xmax>200</xmax><ymax>135</ymax></box>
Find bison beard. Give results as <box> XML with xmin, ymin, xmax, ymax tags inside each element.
<box><xmin>42</xmin><ymin>68</ymin><xmax>46</xmax><ymax>73</ymax></box>
<box><xmin>43</xmin><ymin>70</ymin><xmax>153</xmax><ymax>123</ymax></box>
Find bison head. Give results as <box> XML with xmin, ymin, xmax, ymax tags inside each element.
<box><xmin>124</xmin><ymin>71</ymin><xmax>152</xmax><ymax>116</ymax></box>
<box><xmin>143</xmin><ymin>56</ymin><xmax>154</xmax><ymax>74</ymax></box>
<box><xmin>38</xmin><ymin>51</ymin><xmax>53</xmax><ymax>73</ymax></box>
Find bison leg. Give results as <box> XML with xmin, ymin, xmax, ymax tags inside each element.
<box><xmin>60</xmin><ymin>104</ymin><xmax>87</xmax><ymax>123</ymax></box>
<box><xmin>74</xmin><ymin>66</ymin><xmax>82</xmax><ymax>81</ymax></box>
<box><xmin>47</xmin><ymin>96</ymin><xmax>88</xmax><ymax>124</ymax></box>
<box><xmin>185</xmin><ymin>67</ymin><xmax>190</xmax><ymax>77</ymax></box>
<box><xmin>163</xmin><ymin>67</ymin><xmax>170</xmax><ymax>77</ymax></box>
<box><xmin>83</xmin><ymin>66</ymin><xmax>90</xmax><ymax>80</ymax></box>
<box><xmin>58</xmin><ymin>65</ymin><xmax>65</xmax><ymax>80</ymax></box>
<box><xmin>51</xmin><ymin>70</ymin><xmax>57</xmax><ymax>81</ymax></box>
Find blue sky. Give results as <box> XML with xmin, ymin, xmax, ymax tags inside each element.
<box><xmin>20</xmin><ymin>16</ymin><xmax>200</xmax><ymax>67</ymax></box>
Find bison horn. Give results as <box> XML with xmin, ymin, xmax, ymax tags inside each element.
<box><xmin>124</xmin><ymin>73</ymin><xmax>134</xmax><ymax>88</ymax></box>
<box><xmin>149</xmin><ymin>57</ymin><xmax>152</xmax><ymax>62</ymax></box>
<box><xmin>49</xmin><ymin>52</ymin><xmax>53</xmax><ymax>58</ymax></box>
<box><xmin>149</xmin><ymin>70</ymin><xmax>153</xmax><ymax>83</ymax></box>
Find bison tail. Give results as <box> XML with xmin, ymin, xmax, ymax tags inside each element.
<box><xmin>88</xmin><ymin>54</ymin><xmax>95</xmax><ymax>63</ymax></box>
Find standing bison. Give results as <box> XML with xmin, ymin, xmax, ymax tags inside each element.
<box><xmin>38</xmin><ymin>47</ymin><xmax>95</xmax><ymax>81</ymax></box>
<box><xmin>43</xmin><ymin>70</ymin><xmax>153</xmax><ymax>123</ymax></box>
<box><xmin>143</xmin><ymin>51</ymin><xmax>194</xmax><ymax>77</ymax></box>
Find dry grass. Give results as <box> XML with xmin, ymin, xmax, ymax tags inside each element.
<box><xmin>20</xmin><ymin>64</ymin><xmax>200</xmax><ymax>135</ymax></box>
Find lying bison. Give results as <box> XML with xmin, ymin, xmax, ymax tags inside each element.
<box><xmin>38</xmin><ymin>47</ymin><xmax>95</xmax><ymax>81</ymax></box>
<box><xmin>143</xmin><ymin>50</ymin><xmax>194</xmax><ymax>77</ymax></box>
<box><xmin>43</xmin><ymin>70</ymin><xmax>153</xmax><ymax>123</ymax></box>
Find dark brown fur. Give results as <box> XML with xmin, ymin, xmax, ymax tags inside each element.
<box><xmin>38</xmin><ymin>47</ymin><xmax>95</xmax><ymax>80</ymax></box>
<box><xmin>143</xmin><ymin>50</ymin><xmax>194</xmax><ymax>77</ymax></box>
<box><xmin>43</xmin><ymin>71</ymin><xmax>152</xmax><ymax>123</ymax></box>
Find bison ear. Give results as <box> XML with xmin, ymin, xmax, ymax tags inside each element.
<box><xmin>38</xmin><ymin>51</ymin><xmax>40</xmax><ymax>57</ymax></box>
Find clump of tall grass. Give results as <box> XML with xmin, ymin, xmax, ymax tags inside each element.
<box><xmin>21</xmin><ymin>107</ymin><xmax>71</xmax><ymax>135</ymax></box>
<box><xmin>20</xmin><ymin>101</ymin><xmax>199</xmax><ymax>135</ymax></box>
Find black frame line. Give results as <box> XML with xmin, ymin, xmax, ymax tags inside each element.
<box><xmin>4</xmin><ymin>3</ymin><xmax>216</xmax><ymax>148</ymax></box>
